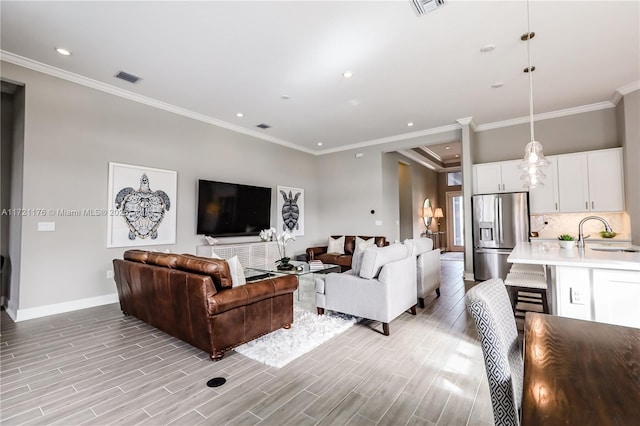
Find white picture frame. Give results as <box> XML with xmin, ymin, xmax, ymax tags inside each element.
<box><xmin>276</xmin><ymin>186</ymin><xmax>304</xmax><ymax>236</ymax></box>
<box><xmin>106</xmin><ymin>162</ymin><xmax>177</xmax><ymax>248</ymax></box>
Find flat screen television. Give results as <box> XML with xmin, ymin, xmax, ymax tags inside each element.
<box><xmin>197</xmin><ymin>180</ymin><xmax>271</xmax><ymax>237</ymax></box>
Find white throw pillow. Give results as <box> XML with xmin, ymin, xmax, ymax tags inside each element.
<box><xmin>327</xmin><ymin>236</ymin><xmax>345</xmax><ymax>254</ymax></box>
<box><xmin>227</xmin><ymin>255</ymin><xmax>247</xmax><ymax>287</ymax></box>
<box><xmin>351</xmin><ymin>237</ymin><xmax>377</xmax><ymax>275</ymax></box>
<box><xmin>359</xmin><ymin>243</ymin><xmax>408</xmax><ymax>279</ymax></box>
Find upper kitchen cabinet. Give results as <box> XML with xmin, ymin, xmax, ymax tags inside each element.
<box><xmin>557</xmin><ymin>148</ymin><xmax>624</xmax><ymax>213</ymax></box>
<box><xmin>529</xmin><ymin>157</ymin><xmax>559</xmax><ymax>214</ymax></box>
<box><xmin>473</xmin><ymin>160</ymin><xmax>525</xmax><ymax>194</ymax></box>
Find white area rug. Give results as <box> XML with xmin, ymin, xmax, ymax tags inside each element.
<box><xmin>234</xmin><ymin>306</ymin><xmax>358</xmax><ymax>368</ymax></box>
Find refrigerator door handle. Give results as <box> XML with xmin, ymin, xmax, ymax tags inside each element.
<box><xmin>475</xmin><ymin>249</ymin><xmax>512</xmax><ymax>255</ymax></box>
<box><xmin>497</xmin><ymin>196</ymin><xmax>504</xmax><ymax>244</ymax></box>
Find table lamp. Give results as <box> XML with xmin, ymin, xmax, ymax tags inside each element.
<box><xmin>434</xmin><ymin>208</ymin><xmax>444</xmax><ymax>233</ymax></box>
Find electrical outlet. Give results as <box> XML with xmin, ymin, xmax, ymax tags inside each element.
<box><xmin>570</xmin><ymin>288</ymin><xmax>584</xmax><ymax>305</ymax></box>
<box><xmin>106</xmin><ymin>270</ymin><xmax>114</xmax><ymax>279</ymax></box>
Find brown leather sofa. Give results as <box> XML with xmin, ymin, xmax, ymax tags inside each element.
<box><xmin>113</xmin><ymin>250</ymin><xmax>298</xmax><ymax>361</ymax></box>
<box><xmin>306</xmin><ymin>235</ymin><xmax>387</xmax><ymax>272</ymax></box>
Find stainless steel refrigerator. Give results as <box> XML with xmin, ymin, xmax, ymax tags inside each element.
<box><xmin>472</xmin><ymin>192</ymin><xmax>530</xmax><ymax>281</ymax></box>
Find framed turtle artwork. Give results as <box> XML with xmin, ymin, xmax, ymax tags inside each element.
<box><xmin>276</xmin><ymin>186</ymin><xmax>304</xmax><ymax>237</ymax></box>
<box><xmin>106</xmin><ymin>162</ymin><xmax>177</xmax><ymax>248</ymax></box>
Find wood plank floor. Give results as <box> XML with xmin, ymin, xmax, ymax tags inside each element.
<box><xmin>0</xmin><ymin>260</ymin><xmax>493</xmax><ymax>425</ymax></box>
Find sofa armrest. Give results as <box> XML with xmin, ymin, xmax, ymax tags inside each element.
<box><xmin>417</xmin><ymin>249</ymin><xmax>441</xmax><ymax>295</ymax></box>
<box><xmin>207</xmin><ymin>275</ymin><xmax>297</xmax><ymax>315</ymax></box>
<box><xmin>306</xmin><ymin>246</ymin><xmax>328</xmax><ymax>261</ymax></box>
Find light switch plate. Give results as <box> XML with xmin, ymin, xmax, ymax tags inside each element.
<box><xmin>37</xmin><ymin>222</ymin><xmax>55</xmax><ymax>232</ymax></box>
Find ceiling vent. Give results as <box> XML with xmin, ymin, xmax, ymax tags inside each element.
<box><xmin>410</xmin><ymin>0</ymin><xmax>446</xmax><ymax>16</ymax></box>
<box><xmin>256</xmin><ymin>123</ymin><xmax>271</xmax><ymax>129</ymax></box>
<box><xmin>114</xmin><ymin>71</ymin><xmax>142</xmax><ymax>84</ymax></box>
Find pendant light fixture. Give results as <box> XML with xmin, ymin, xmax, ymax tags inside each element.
<box><xmin>518</xmin><ymin>0</ymin><xmax>549</xmax><ymax>188</ymax></box>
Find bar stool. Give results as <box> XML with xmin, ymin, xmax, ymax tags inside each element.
<box><xmin>505</xmin><ymin>265</ymin><xmax>549</xmax><ymax>330</ymax></box>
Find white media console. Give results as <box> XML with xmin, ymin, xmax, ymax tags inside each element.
<box><xmin>196</xmin><ymin>241</ymin><xmax>280</xmax><ymax>268</ymax></box>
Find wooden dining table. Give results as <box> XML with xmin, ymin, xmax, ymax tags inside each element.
<box><xmin>522</xmin><ymin>312</ymin><xmax>640</xmax><ymax>425</ymax></box>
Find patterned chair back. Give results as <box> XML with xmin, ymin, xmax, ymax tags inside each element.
<box><xmin>466</xmin><ymin>278</ymin><xmax>523</xmax><ymax>426</ymax></box>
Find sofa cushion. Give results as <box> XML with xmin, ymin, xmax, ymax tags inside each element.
<box><xmin>404</xmin><ymin>238</ymin><xmax>434</xmax><ymax>256</ymax></box>
<box><xmin>177</xmin><ymin>254</ymin><xmax>233</xmax><ymax>289</ymax></box>
<box><xmin>327</xmin><ymin>236</ymin><xmax>345</xmax><ymax>254</ymax></box>
<box><xmin>316</xmin><ymin>253</ymin><xmax>352</xmax><ymax>267</ymax></box>
<box><xmin>146</xmin><ymin>252</ymin><xmax>180</xmax><ymax>268</ymax></box>
<box><xmin>352</xmin><ymin>237</ymin><xmax>377</xmax><ymax>275</ymax></box>
<box><xmin>123</xmin><ymin>249</ymin><xmax>149</xmax><ymax>263</ymax></box>
<box><xmin>359</xmin><ymin>243</ymin><xmax>409</xmax><ymax>279</ymax></box>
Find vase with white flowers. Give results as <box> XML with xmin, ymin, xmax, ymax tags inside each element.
<box><xmin>276</xmin><ymin>231</ymin><xmax>296</xmax><ymax>270</ymax></box>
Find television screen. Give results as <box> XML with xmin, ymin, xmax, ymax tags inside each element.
<box><xmin>197</xmin><ymin>180</ymin><xmax>271</xmax><ymax>237</ymax></box>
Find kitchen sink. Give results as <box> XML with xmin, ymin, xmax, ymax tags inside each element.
<box><xmin>590</xmin><ymin>247</ymin><xmax>640</xmax><ymax>253</ymax></box>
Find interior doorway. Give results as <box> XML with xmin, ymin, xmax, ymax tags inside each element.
<box><xmin>398</xmin><ymin>162</ymin><xmax>413</xmax><ymax>241</ymax></box>
<box><xmin>446</xmin><ymin>191</ymin><xmax>464</xmax><ymax>252</ymax></box>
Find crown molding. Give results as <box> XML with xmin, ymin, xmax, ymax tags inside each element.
<box><xmin>0</xmin><ymin>50</ymin><xmax>316</xmax><ymax>155</ymax></box>
<box><xmin>474</xmin><ymin>101</ymin><xmax>615</xmax><ymax>132</ymax></box>
<box><xmin>397</xmin><ymin>149</ymin><xmax>439</xmax><ymax>171</ymax></box>
<box><xmin>456</xmin><ymin>117</ymin><xmax>476</xmax><ymax>130</ymax></box>
<box><xmin>611</xmin><ymin>80</ymin><xmax>640</xmax><ymax>105</ymax></box>
<box><xmin>317</xmin><ymin>123</ymin><xmax>461</xmax><ymax>155</ymax></box>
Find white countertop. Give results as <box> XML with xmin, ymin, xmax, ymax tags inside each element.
<box><xmin>530</xmin><ymin>235</ymin><xmax>631</xmax><ymax>243</ymax></box>
<box><xmin>508</xmin><ymin>242</ymin><xmax>640</xmax><ymax>271</ymax></box>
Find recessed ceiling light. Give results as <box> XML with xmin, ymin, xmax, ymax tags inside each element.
<box><xmin>236</xmin><ymin>112</ymin><xmax>244</xmax><ymax>118</ymax></box>
<box><xmin>480</xmin><ymin>44</ymin><xmax>495</xmax><ymax>53</ymax></box>
<box><xmin>342</xmin><ymin>71</ymin><xmax>353</xmax><ymax>78</ymax></box>
<box><xmin>455</xmin><ymin>154</ymin><xmax>460</xmax><ymax>158</ymax></box>
<box><xmin>445</xmin><ymin>146</ymin><xmax>450</xmax><ymax>150</ymax></box>
<box><xmin>407</xmin><ymin>122</ymin><xmax>414</xmax><ymax>127</ymax></box>
<box><xmin>491</xmin><ymin>82</ymin><xmax>504</xmax><ymax>88</ymax></box>
<box><xmin>281</xmin><ymin>95</ymin><xmax>290</xmax><ymax>100</ymax></box>
<box><xmin>317</xmin><ymin>142</ymin><xmax>323</xmax><ymax>146</ymax></box>
<box><xmin>55</xmin><ymin>47</ymin><xmax>71</xmax><ymax>56</ymax></box>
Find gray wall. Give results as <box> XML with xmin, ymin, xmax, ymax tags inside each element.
<box><xmin>617</xmin><ymin>90</ymin><xmax>640</xmax><ymax>244</ymax></box>
<box><xmin>473</xmin><ymin>108</ymin><xmax>619</xmax><ymax>163</ymax></box>
<box><xmin>1</xmin><ymin>62</ymin><xmax>319</xmax><ymax>313</ymax></box>
<box><xmin>398</xmin><ymin>163</ymin><xmax>413</xmax><ymax>241</ymax></box>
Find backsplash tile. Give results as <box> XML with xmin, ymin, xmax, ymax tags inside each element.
<box><xmin>530</xmin><ymin>212</ymin><xmax>631</xmax><ymax>239</ymax></box>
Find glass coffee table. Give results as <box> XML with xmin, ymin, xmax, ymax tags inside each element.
<box><xmin>246</xmin><ymin>261</ymin><xmax>340</xmax><ymax>299</ymax></box>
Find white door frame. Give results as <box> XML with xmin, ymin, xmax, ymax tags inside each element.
<box><xmin>446</xmin><ymin>191</ymin><xmax>464</xmax><ymax>252</ymax></box>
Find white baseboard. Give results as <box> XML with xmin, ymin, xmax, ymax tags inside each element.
<box><xmin>464</xmin><ymin>272</ymin><xmax>476</xmax><ymax>282</ymax></box>
<box><xmin>9</xmin><ymin>293</ymin><xmax>119</xmax><ymax>322</ymax></box>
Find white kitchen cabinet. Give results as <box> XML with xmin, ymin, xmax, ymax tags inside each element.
<box><xmin>529</xmin><ymin>157</ymin><xmax>559</xmax><ymax>214</ymax></box>
<box><xmin>473</xmin><ymin>160</ymin><xmax>526</xmax><ymax>194</ymax></box>
<box><xmin>592</xmin><ymin>269</ymin><xmax>640</xmax><ymax>328</ymax></box>
<box><xmin>556</xmin><ymin>148</ymin><xmax>624</xmax><ymax>213</ymax></box>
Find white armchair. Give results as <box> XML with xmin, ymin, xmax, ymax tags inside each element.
<box><xmin>404</xmin><ymin>238</ymin><xmax>441</xmax><ymax>308</ymax></box>
<box><xmin>315</xmin><ymin>244</ymin><xmax>417</xmax><ymax>336</ymax></box>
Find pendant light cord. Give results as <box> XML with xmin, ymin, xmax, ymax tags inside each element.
<box><xmin>527</xmin><ymin>0</ymin><xmax>535</xmax><ymax>142</ymax></box>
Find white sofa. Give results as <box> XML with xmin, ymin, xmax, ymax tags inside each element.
<box><xmin>315</xmin><ymin>243</ymin><xmax>417</xmax><ymax>336</ymax></box>
<box><xmin>404</xmin><ymin>238</ymin><xmax>441</xmax><ymax>308</ymax></box>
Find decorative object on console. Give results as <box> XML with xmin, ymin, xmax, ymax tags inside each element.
<box><xmin>517</xmin><ymin>0</ymin><xmax>550</xmax><ymax>188</ymax></box>
<box><xmin>276</xmin><ymin>231</ymin><xmax>296</xmax><ymax>270</ymax></box>
<box><xmin>107</xmin><ymin>162</ymin><xmax>177</xmax><ymax>248</ymax></box>
<box><xmin>423</xmin><ymin>198</ymin><xmax>433</xmax><ymax>229</ymax></box>
<box><xmin>259</xmin><ymin>227</ymin><xmax>277</xmax><ymax>242</ymax></box>
<box><xmin>277</xmin><ymin>186</ymin><xmax>304</xmax><ymax>236</ymax></box>
<box><xmin>204</xmin><ymin>236</ymin><xmax>218</xmax><ymax>246</ymax></box>
<box><xmin>434</xmin><ymin>208</ymin><xmax>444</xmax><ymax>233</ymax></box>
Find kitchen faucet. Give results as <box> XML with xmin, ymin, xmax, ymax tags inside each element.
<box><xmin>577</xmin><ymin>216</ymin><xmax>613</xmax><ymax>248</ymax></box>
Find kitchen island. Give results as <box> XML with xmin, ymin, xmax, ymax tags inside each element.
<box><xmin>508</xmin><ymin>242</ymin><xmax>640</xmax><ymax>328</ymax></box>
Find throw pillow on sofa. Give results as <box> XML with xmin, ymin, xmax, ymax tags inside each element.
<box><xmin>351</xmin><ymin>237</ymin><xmax>377</xmax><ymax>275</ymax></box>
<box><xmin>327</xmin><ymin>236</ymin><xmax>346</xmax><ymax>254</ymax></box>
<box><xmin>359</xmin><ymin>243</ymin><xmax>409</xmax><ymax>279</ymax></box>
<box><xmin>227</xmin><ymin>255</ymin><xmax>247</xmax><ymax>287</ymax></box>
